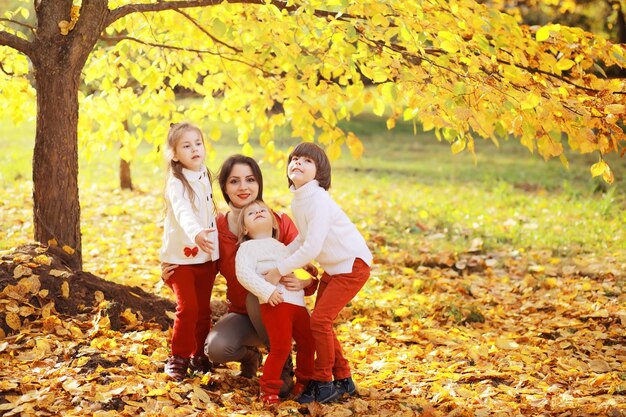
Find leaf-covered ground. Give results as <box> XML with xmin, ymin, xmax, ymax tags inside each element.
<box><xmin>1</xmin><ymin>219</ymin><xmax>625</xmax><ymax>416</ymax></box>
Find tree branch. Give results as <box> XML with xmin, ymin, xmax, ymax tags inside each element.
<box><xmin>107</xmin><ymin>0</ymin><xmax>353</xmax><ymax>26</ymax></box>
<box><xmin>101</xmin><ymin>35</ymin><xmax>277</xmax><ymax>78</ymax></box>
<box><xmin>173</xmin><ymin>9</ymin><xmax>242</xmax><ymax>54</ymax></box>
<box><xmin>0</xmin><ymin>30</ymin><xmax>34</xmax><ymax>57</ymax></box>
<box><xmin>0</xmin><ymin>17</ymin><xmax>36</xmax><ymax>32</ymax></box>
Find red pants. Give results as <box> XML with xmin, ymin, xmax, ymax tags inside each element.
<box><xmin>168</xmin><ymin>262</ymin><xmax>218</xmax><ymax>358</ymax></box>
<box><xmin>259</xmin><ymin>303</ymin><xmax>315</xmax><ymax>395</ymax></box>
<box><xmin>310</xmin><ymin>258</ymin><xmax>370</xmax><ymax>382</ymax></box>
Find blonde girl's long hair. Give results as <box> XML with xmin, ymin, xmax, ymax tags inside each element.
<box><xmin>164</xmin><ymin>122</ymin><xmax>215</xmax><ymax>214</ymax></box>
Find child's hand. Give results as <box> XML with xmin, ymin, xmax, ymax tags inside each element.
<box><xmin>264</xmin><ymin>268</ymin><xmax>283</xmax><ymax>285</ymax></box>
<box><xmin>161</xmin><ymin>263</ymin><xmax>179</xmax><ymax>282</ymax></box>
<box><xmin>195</xmin><ymin>228</ymin><xmax>216</xmax><ymax>255</ymax></box>
<box><xmin>268</xmin><ymin>290</ymin><xmax>284</xmax><ymax>307</ymax></box>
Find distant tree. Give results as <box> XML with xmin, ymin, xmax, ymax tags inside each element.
<box><xmin>1</xmin><ymin>0</ymin><xmax>624</xmax><ymax>268</ymax></box>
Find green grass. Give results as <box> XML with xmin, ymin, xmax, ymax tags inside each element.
<box><xmin>1</xmin><ymin>107</ymin><xmax>625</xmax><ymax>282</ymax></box>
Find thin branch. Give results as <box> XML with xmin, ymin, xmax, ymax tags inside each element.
<box><xmin>101</xmin><ymin>35</ymin><xmax>278</xmax><ymax>78</ymax></box>
<box><xmin>0</xmin><ymin>30</ymin><xmax>34</xmax><ymax>57</ymax></box>
<box><xmin>107</xmin><ymin>0</ymin><xmax>254</xmax><ymax>26</ymax></box>
<box><xmin>0</xmin><ymin>62</ymin><xmax>13</xmax><ymax>75</ymax></box>
<box><xmin>173</xmin><ymin>9</ymin><xmax>242</xmax><ymax>54</ymax></box>
<box><xmin>0</xmin><ymin>17</ymin><xmax>36</xmax><ymax>32</ymax></box>
<box><xmin>107</xmin><ymin>0</ymin><xmax>355</xmax><ymax>26</ymax></box>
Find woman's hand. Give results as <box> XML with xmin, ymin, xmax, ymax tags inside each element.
<box><xmin>195</xmin><ymin>228</ymin><xmax>216</xmax><ymax>255</ymax></box>
<box><xmin>161</xmin><ymin>262</ymin><xmax>179</xmax><ymax>282</ymax></box>
<box><xmin>280</xmin><ymin>275</ymin><xmax>312</xmax><ymax>291</ymax></box>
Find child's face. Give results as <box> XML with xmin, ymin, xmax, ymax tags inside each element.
<box><xmin>243</xmin><ymin>203</ymin><xmax>273</xmax><ymax>239</ymax></box>
<box><xmin>288</xmin><ymin>155</ymin><xmax>316</xmax><ymax>189</ymax></box>
<box><xmin>173</xmin><ymin>129</ymin><xmax>206</xmax><ymax>171</ymax></box>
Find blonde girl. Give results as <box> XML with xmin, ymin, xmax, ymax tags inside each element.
<box><xmin>160</xmin><ymin>122</ymin><xmax>219</xmax><ymax>380</ymax></box>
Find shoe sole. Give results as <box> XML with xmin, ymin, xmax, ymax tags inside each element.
<box><xmin>318</xmin><ymin>391</ymin><xmax>340</xmax><ymax>404</ymax></box>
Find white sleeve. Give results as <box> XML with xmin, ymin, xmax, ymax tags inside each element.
<box><xmin>167</xmin><ymin>180</ymin><xmax>203</xmax><ymax>243</ymax></box>
<box><xmin>277</xmin><ymin>197</ymin><xmax>331</xmax><ymax>275</ymax></box>
<box><xmin>235</xmin><ymin>242</ymin><xmax>278</xmax><ymax>304</ymax></box>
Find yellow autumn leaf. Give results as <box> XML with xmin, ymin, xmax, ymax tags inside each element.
<box><xmin>555</xmin><ymin>59</ymin><xmax>575</xmax><ymax>71</ymax></box>
<box><xmin>62</xmin><ymin>245</ymin><xmax>75</xmax><ymax>254</ymax></box>
<box><xmin>294</xmin><ymin>268</ymin><xmax>313</xmax><ymax>280</ymax></box>
<box><xmin>346</xmin><ymin>132</ymin><xmax>364</xmax><ymax>158</ymax></box>
<box><xmin>590</xmin><ymin>160</ymin><xmax>607</xmax><ymax>177</ymax></box>
<box><xmin>13</xmin><ymin>264</ymin><xmax>32</xmax><ymax>278</ymax></box>
<box><xmin>536</xmin><ymin>25</ymin><xmax>553</xmax><ymax>42</ymax></box>
<box><xmin>5</xmin><ymin>312</ymin><xmax>21</xmax><ymax>330</ymax></box>
<box><xmin>32</xmin><ymin>254</ymin><xmax>52</xmax><ymax>266</ymax></box>
<box><xmin>61</xmin><ymin>281</ymin><xmax>70</xmax><ymax>298</ymax></box>
<box><xmin>495</xmin><ymin>337</ymin><xmax>519</xmax><ymax>350</ymax></box>
<box><xmin>604</xmin><ymin>104</ymin><xmax>625</xmax><ymax>114</ymax></box>
<box><xmin>451</xmin><ymin>139</ymin><xmax>466</xmax><ymax>154</ymax></box>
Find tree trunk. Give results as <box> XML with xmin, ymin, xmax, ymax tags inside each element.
<box><xmin>120</xmin><ymin>157</ymin><xmax>133</xmax><ymax>190</ymax></box>
<box><xmin>32</xmin><ymin>63</ymin><xmax>82</xmax><ymax>271</ymax></box>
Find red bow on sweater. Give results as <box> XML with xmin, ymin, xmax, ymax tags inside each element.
<box><xmin>184</xmin><ymin>247</ymin><xmax>199</xmax><ymax>257</ymax></box>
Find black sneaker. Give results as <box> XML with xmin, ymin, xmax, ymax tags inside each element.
<box><xmin>296</xmin><ymin>380</ymin><xmax>339</xmax><ymax>404</ymax></box>
<box><xmin>334</xmin><ymin>377</ymin><xmax>357</xmax><ymax>397</ymax></box>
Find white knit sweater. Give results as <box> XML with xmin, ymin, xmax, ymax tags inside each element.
<box><xmin>236</xmin><ymin>238</ymin><xmax>305</xmax><ymax>306</ymax></box>
<box><xmin>160</xmin><ymin>167</ymin><xmax>219</xmax><ymax>264</ymax></box>
<box><xmin>277</xmin><ymin>180</ymin><xmax>372</xmax><ymax>276</ymax></box>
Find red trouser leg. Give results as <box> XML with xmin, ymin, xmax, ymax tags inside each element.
<box><xmin>310</xmin><ymin>259</ymin><xmax>370</xmax><ymax>382</ymax></box>
<box><xmin>259</xmin><ymin>303</ymin><xmax>298</xmax><ymax>396</ymax></box>
<box><xmin>168</xmin><ymin>262</ymin><xmax>217</xmax><ymax>358</ymax></box>
<box><xmin>292</xmin><ymin>306</ymin><xmax>315</xmax><ymax>386</ymax></box>
<box><xmin>194</xmin><ymin>261</ymin><xmax>218</xmax><ymax>357</ymax></box>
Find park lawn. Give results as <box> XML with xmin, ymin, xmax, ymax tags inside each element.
<box><xmin>1</xmin><ymin>111</ymin><xmax>625</xmax><ymax>416</ymax></box>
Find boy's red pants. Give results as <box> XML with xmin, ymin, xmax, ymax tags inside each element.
<box><xmin>310</xmin><ymin>258</ymin><xmax>370</xmax><ymax>382</ymax></box>
<box><xmin>168</xmin><ymin>261</ymin><xmax>218</xmax><ymax>358</ymax></box>
<box><xmin>259</xmin><ymin>302</ymin><xmax>315</xmax><ymax>396</ymax></box>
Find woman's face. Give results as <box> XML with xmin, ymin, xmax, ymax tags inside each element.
<box><xmin>225</xmin><ymin>163</ymin><xmax>260</xmax><ymax>209</ymax></box>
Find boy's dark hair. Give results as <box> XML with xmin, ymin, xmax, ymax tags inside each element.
<box><xmin>218</xmin><ymin>154</ymin><xmax>264</xmax><ymax>204</ymax></box>
<box><xmin>287</xmin><ymin>142</ymin><xmax>332</xmax><ymax>190</ymax></box>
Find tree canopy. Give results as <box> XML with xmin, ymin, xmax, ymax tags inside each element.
<box><xmin>1</xmin><ymin>0</ymin><xmax>625</xmax><ymax>264</ymax></box>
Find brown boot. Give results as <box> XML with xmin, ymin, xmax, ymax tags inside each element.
<box><xmin>240</xmin><ymin>347</ymin><xmax>262</xmax><ymax>378</ymax></box>
<box><xmin>189</xmin><ymin>355</ymin><xmax>212</xmax><ymax>374</ymax></box>
<box><xmin>165</xmin><ymin>355</ymin><xmax>190</xmax><ymax>381</ymax></box>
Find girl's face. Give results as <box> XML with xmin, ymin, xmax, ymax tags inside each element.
<box><xmin>288</xmin><ymin>155</ymin><xmax>316</xmax><ymax>189</ymax></box>
<box><xmin>243</xmin><ymin>203</ymin><xmax>273</xmax><ymax>239</ymax></box>
<box><xmin>225</xmin><ymin>163</ymin><xmax>260</xmax><ymax>208</ymax></box>
<box><xmin>173</xmin><ymin>129</ymin><xmax>205</xmax><ymax>172</ymax></box>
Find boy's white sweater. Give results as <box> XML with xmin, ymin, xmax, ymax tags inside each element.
<box><xmin>160</xmin><ymin>167</ymin><xmax>219</xmax><ymax>264</ymax></box>
<box><xmin>276</xmin><ymin>180</ymin><xmax>372</xmax><ymax>276</ymax></box>
<box><xmin>236</xmin><ymin>238</ymin><xmax>305</xmax><ymax>306</ymax></box>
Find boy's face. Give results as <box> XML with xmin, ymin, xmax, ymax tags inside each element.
<box><xmin>288</xmin><ymin>155</ymin><xmax>316</xmax><ymax>189</ymax></box>
<box><xmin>243</xmin><ymin>203</ymin><xmax>273</xmax><ymax>239</ymax></box>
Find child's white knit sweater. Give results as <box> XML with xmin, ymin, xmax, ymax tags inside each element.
<box><xmin>277</xmin><ymin>180</ymin><xmax>372</xmax><ymax>276</ymax></box>
<box><xmin>236</xmin><ymin>238</ymin><xmax>305</xmax><ymax>306</ymax></box>
<box><xmin>160</xmin><ymin>167</ymin><xmax>219</xmax><ymax>264</ymax></box>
